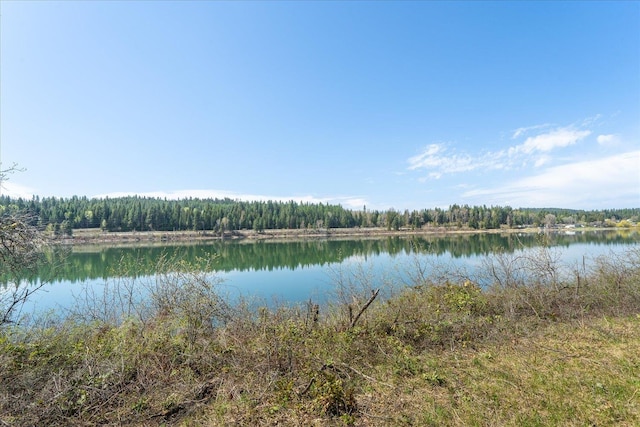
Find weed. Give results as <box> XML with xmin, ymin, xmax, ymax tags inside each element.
<box><xmin>0</xmin><ymin>248</ymin><xmax>639</xmax><ymax>425</ymax></box>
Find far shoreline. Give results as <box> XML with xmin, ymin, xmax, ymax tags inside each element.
<box><xmin>50</xmin><ymin>225</ymin><xmax>635</xmax><ymax>247</ymax></box>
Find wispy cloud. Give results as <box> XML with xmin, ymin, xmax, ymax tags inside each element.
<box><xmin>407</xmin><ymin>143</ymin><xmax>506</xmax><ymax>174</ymax></box>
<box><xmin>93</xmin><ymin>189</ymin><xmax>368</xmax><ymax>210</ymax></box>
<box><xmin>408</xmin><ymin>144</ymin><xmax>471</xmax><ymax>172</ymax></box>
<box><xmin>462</xmin><ymin>151</ymin><xmax>640</xmax><ymax>208</ymax></box>
<box><xmin>511</xmin><ymin>123</ymin><xmax>552</xmax><ymax>139</ymax></box>
<box><xmin>513</xmin><ymin>128</ymin><xmax>591</xmax><ymax>155</ymax></box>
<box><xmin>406</xmin><ymin>117</ymin><xmax>639</xmax><ymax>208</ymax></box>
<box><xmin>408</xmin><ymin>122</ymin><xmax>595</xmax><ymax>180</ymax></box>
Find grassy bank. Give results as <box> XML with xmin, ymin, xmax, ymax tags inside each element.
<box><xmin>1</xmin><ymin>249</ymin><xmax>639</xmax><ymax>426</ymax></box>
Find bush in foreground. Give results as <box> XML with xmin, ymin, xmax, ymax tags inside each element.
<box><xmin>1</xmin><ymin>249</ymin><xmax>639</xmax><ymax>426</ymax></box>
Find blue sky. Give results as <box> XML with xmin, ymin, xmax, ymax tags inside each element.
<box><xmin>1</xmin><ymin>1</ymin><xmax>638</xmax><ymax>211</ymax></box>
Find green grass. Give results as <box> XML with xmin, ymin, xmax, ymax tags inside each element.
<box><xmin>1</xmin><ymin>249</ymin><xmax>639</xmax><ymax>426</ymax></box>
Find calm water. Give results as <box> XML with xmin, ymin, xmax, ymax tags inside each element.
<box><xmin>8</xmin><ymin>229</ymin><xmax>640</xmax><ymax>315</ymax></box>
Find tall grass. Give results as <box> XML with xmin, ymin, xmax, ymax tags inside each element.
<box><xmin>1</xmin><ymin>247</ymin><xmax>639</xmax><ymax>426</ymax></box>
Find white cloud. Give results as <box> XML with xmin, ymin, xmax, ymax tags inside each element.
<box><xmin>93</xmin><ymin>189</ymin><xmax>368</xmax><ymax>210</ymax></box>
<box><xmin>0</xmin><ymin>181</ymin><xmax>36</xmax><ymax>199</ymax></box>
<box><xmin>462</xmin><ymin>151</ymin><xmax>640</xmax><ymax>208</ymax></box>
<box><xmin>597</xmin><ymin>134</ymin><xmax>618</xmax><ymax>145</ymax></box>
<box><xmin>407</xmin><ymin>144</ymin><xmax>447</xmax><ymax>170</ymax></box>
<box><xmin>534</xmin><ymin>155</ymin><xmax>551</xmax><ymax>168</ymax></box>
<box><xmin>336</xmin><ymin>197</ymin><xmax>369</xmax><ymax>210</ymax></box>
<box><xmin>514</xmin><ymin>128</ymin><xmax>591</xmax><ymax>154</ymax></box>
<box><xmin>511</xmin><ymin>123</ymin><xmax>552</xmax><ymax>139</ymax></box>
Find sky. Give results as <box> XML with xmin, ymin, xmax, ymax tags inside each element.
<box><xmin>1</xmin><ymin>1</ymin><xmax>639</xmax><ymax>211</ymax></box>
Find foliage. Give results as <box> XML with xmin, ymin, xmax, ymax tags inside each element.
<box><xmin>1</xmin><ymin>248</ymin><xmax>639</xmax><ymax>425</ymax></box>
<box><xmin>1</xmin><ymin>194</ymin><xmax>638</xmax><ymax>233</ymax></box>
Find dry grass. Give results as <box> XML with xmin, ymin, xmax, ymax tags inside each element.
<box><xmin>1</xmin><ymin>249</ymin><xmax>639</xmax><ymax>426</ymax></box>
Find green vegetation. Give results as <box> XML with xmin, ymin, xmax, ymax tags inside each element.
<box><xmin>1</xmin><ymin>195</ymin><xmax>638</xmax><ymax>234</ymax></box>
<box><xmin>1</xmin><ymin>245</ymin><xmax>639</xmax><ymax>425</ymax></box>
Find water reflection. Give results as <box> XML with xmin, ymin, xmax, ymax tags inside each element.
<box><xmin>6</xmin><ymin>229</ymin><xmax>638</xmax><ymax>286</ymax></box>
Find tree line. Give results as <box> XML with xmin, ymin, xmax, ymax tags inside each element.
<box><xmin>0</xmin><ymin>195</ymin><xmax>638</xmax><ymax>235</ymax></box>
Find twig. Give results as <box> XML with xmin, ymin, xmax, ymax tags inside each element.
<box><xmin>339</xmin><ymin>363</ymin><xmax>393</xmax><ymax>388</ymax></box>
<box><xmin>350</xmin><ymin>288</ymin><xmax>380</xmax><ymax>329</ymax></box>
<box><xmin>297</xmin><ymin>377</ymin><xmax>316</xmax><ymax>397</ymax></box>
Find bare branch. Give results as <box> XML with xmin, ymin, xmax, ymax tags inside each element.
<box><xmin>0</xmin><ymin>211</ymin><xmax>47</xmax><ymax>326</ymax></box>
<box><xmin>349</xmin><ymin>288</ymin><xmax>379</xmax><ymax>329</ymax></box>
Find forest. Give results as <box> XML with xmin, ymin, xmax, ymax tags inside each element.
<box><xmin>0</xmin><ymin>195</ymin><xmax>638</xmax><ymax>235</ymax></box>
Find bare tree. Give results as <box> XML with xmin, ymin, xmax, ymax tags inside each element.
<box><xmin>0</xmin><ymin>165</ymin><xmax>48</xmax><ymax>325</ymax></box>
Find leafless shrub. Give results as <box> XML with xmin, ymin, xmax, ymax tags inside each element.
<box><xmin>583</xmin><ymin>248</ymin><xmax>640</xmax><ymax>316</ymax></box>
<box><xmin>478</xmin><ymin>249</ymin><xmax>529</xmax><ymax>290</ymax></box>
<box><xmin>70</xmin><ymin>251</ymin><xmax>234</xmax><ymax>349</ymax></box>
<box><xmin>69</xmin><ymin>274</ymin><xmax>149</xmax><ymax>325</ymax></box>
<box><xmin>147</xmin><ymin>269</ymin><xmax>233</xmax><ymax>345</ymax></box>
<box><xmin>327</xmin><ymin>260</ymin><xmax>390</xmax><ymax>330</ymax></box>
<box><xmin>0</xmin><ymin>212</ymin><xmax>48</xmax><ymax>326</ymax></box>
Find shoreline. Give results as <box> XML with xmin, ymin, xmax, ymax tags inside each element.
<box><xmin>51</xmin><ymin>225</ymin><xmax>631</xmax><ymax>246</ymax></box>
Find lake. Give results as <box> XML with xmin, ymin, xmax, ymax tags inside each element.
<box><xmin>9</xmin><ymin>229</ymin><xmax>640</xmax><ymax>317</ymax></box>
